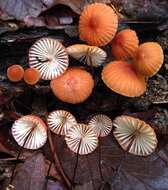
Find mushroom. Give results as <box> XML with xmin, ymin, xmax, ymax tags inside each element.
<box><xmin>133</xmin><ymin>42</ymin><xmax>164</xmax><ymax>77</ymax></box>
<box><xmin>65</xmin><ymin>123</ymin><xmax>98</xmax><ymax>155</ymax></box>
<box><xmin>113</xmin><ymin>115</ymin><xmax>158</xmax><ymax>156</ymax></box>
<box><xmin>12</xmin><ymin>115</ymin><xmax>47</xmax><ymax>149</ymax></box>
<box><xmin>23</xmin><ymin>68</ymin><xmax>40</xmax><ymax>85</ymax></box>
<box><xmin>66</xmin><ymin>44</ymin><xmax>107</xmax><ymax>67</ymax></box>
<box><xmin>47</xmin><ymin>110</ymin><xmax>77</xmax><ymax>135</ymax></box>
<box><xmin>111</xmin><ymin>29</ymin><xmax>139</xmax><ymax>60</ymax></box>
<box><xmin>7</xmin><ymin>64</ymin><xmax>24</xmax><ymax>82</ymax></box>
<box><xmin>29</xmin><ymin>37</ymin><xmax>69</xmax><ymax>80</ymax></box>
<box><xmin>79</xmin><ymin>3</ymin><xmax>118</xmax><ymax>46</ymax></box>
<box><xmin>8</xmin><ymin>115</ymin><xmax>48</xmax><ymax>188</ymax></box>
<box><xmin>102</xmin><ymin>61</ymin><xmax>146</xmax><ymax>97</ymax></box>
<box><xmin>88</xmin><ymin>114</ymin><xmax>112</xmax><ymax>137</ymax></box>
<box><xmin>65</xmin><ymin>123</ymin><xmax>98</xmax><ymax>185</ymax></box>
<box><xmin>88</xmin><ymin>114</ymin><xmax>112</xmax><ymax>181</ymax></box>
<box><xmin>50</xmin><ymin>67</ymin><xmax>94</xmax><ymax>104</ymax></box>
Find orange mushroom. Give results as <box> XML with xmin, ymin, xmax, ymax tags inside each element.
<box><xmin>7</xmin><ymin>64</ymin><xmax>24</xmax><ymax>82</ymax></box>
<box><xmin>24</xmin><ymin>68</ymin><xmax>40</xmax><ymax>85</ymax></box>
<box><xmin>102</xmin><ymin>61</ymin><xmax>146</xmax><ymax>97</ymax></box>
<box><xmin>79</xmin><ymin>3</ymin><xmax>118</xmax><ymax>46</ymax></box>
<box><xmin>133</xmin><ymin>42</ymin><xmax>164</xmax><ymax>77</ymax></box>
<box><xmin>50</xmin><ymin>67</ymin><xmax>94</xmax><ymax>104</ymax></box>
<box><xmin>111</xmin><ymin>29</ymin><xmax>139</xmax><ymax>60</ymax></box>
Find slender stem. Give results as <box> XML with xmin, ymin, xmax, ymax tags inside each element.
<box><xmin>86</xmin><ymin>155</ymin><xmax>96</xmax><ymax>190</ymax></box>
<box><xmin>98</xmin><ymin>138</ymin><xmax>104</xmax><ymax>182</ymax></box>
<box><xmin>9</xmin><ymin>128</ymin><xmax>33</xmax><ymax>185</ymax></box>
<box><xmin>48</xmin><ymin>129</ymin><xmax>71</xmax><ymax>188</ymax></box>
<box><xmin>44</xmin><ymin>161</ymin><xmax>53</xmax><ymax>189</ymax></box>
<box><xmin>72</xmin><ymin>140</ymin><xmax>81</xmax><ymax>186</ymax></box>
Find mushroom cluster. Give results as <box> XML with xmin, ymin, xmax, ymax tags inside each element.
<box><xmin>6</xmin><ymin>2</ymin><xmax>163</xmax><ymax>189</ymax></box>
<box><xmin>6</xmin><ymin>2</ymin><xmax>164</xmax><ymax>101</ymax></box>
<box><xmin>10</xmin><ymin>110</ymin><xmax>157</xmax><ymax>189</ymax></box>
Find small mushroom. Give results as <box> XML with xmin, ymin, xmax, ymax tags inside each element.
<box><xmin>88</xmin><ymin>114</ymin><xmax>112</xmax><ymax>137</ymax></box>
<box><xmin>29</xmin><ymin>38</ymin><xmax>69</xmax><ymax>80</ymax></box>
<box><xmin>47</xmin><ymin>110</ymin><xmax>77</xmax><ymax>135</ymax></box>
<box><xmin>23</xmin><ymin>68</ymin><xmax>40</xmax><ymax>85</ymax></box>
<box><xmin>65</xmin><ymin>123</ymin><xmax>98</xmax><ymax>155</ymax></box>
<box><xmin>133</xmin><ymin>42</ymin><xmax>164</xmax><ymax>77</ymax></box>
<box><xmin>102</xmin><ymin>61</ymin><xmax>146</xmax><ymax>97</ymax></box>
<box><xmin>66</xmin><ymin>44</ymin><xmax>107</xmax><ymax>67</ymax></box>
<box><xmin>7</xmin><ymin>64</ymin><xmax>24</xmax><ymax>82</ymax></box>
<box><xmin>12</xmin><ymin>115</ymin><xmax>47</xmax><ymax>149</ymax></box>
<box><xmin>50</xmin><ymin>67</ymin><xmax>94</xmax><ymax>104</ymax></box>
<box><xmin>79</xmin><ymin>3</ymin><xmax>118</xmax><ymax>46</ymax></box>
<box><xmin>88</xmin><ymin>114</ymin><xmax>112</xmax><ymax>181</ymax></box>
<box><xmin>111</xmin><ymin>29</ymin><xmax>139</xmax><ymax>60</ymax></box>
<box><xmin>113</xmin><ymin>115</ymin><xmax>158</xmax><ymax>156</ymax></box>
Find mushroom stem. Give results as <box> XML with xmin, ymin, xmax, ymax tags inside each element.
<box><xmin>72</xmin><ymin>139</ymin><xmax>82</xmax><ymax>186</ymax></box>
<box><xmin>48</xmin><ymin>129</ymin><xmax>71</xmax><ymax>188</ymax></box>
<box><xmin>85</xmin><ymin>155</ymin><xmax>96</xmax><ymax>190</ymax></box>
<box><xmin>98</xmin><ymin>138</ymin><xmax>104</xmax><ymax>182</ymax></box>
<box><xmin>9</xmin><ymin>128</ymin><xmax>34</xmax><ymax>186</ymax></box>
<box><xmin>44</xmin><ymin>161</ymin><xmax>53</xmax><ymax>189</ymax></box>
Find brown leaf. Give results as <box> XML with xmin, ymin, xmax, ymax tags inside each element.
<box><xmin>0</xmin><ymin>0</ymin><xmax>112</xmax><ymax>21</ymax></box>
<box><xmin>12</xmin><ymin>152</ymin><xmax>46</xmax><ymax>190</ymax></box>
<box><xmin>46</xmin><ymin>180</ymin><xmax>67</xmax><ymax>190</ymax></box>
<box><xmin>44</xmin><ymin>134</ymin><xmax>168</xmax><ymax>190</ymax></box>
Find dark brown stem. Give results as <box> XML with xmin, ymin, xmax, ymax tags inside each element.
<box><xmin>9</xmin><ymin>128</ymin><xmax>33</xmax><ymax>186</ymax></box>
<box><xmin>44</xmin><ymin>161</ymin><xmax>53</xmax><ymax>189</ymax></box>
<box><xmin>72</xmin><ymin>140</ymin><xmax>82</xmax><ymax>188</ymax></box>
<box><xmin>48</xmin><ymin>129</ymin><xmax>71</xmax><ymax>188</ymax></box>
<box><xmin>86</xmin><ymin>155</ymin><xmax>96</xmax><ymax>190</ymax></box>
<box><xmin>98</xmin><ymin>138</ymin><xmax>104</xmax><ymax>182</ymax></box>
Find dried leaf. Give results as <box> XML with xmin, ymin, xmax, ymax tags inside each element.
<box><xmin>44</xmin><ymin>133</ymin><xmax>168</xmax><ymax>190</ymax></box>
<box><xmin>12</xmin><ymin>152</ymin><xmax>46</xmax><ymax>190</ymax></box>
<box><xmin>0</xmin><ymin>0</ymin><xmax>112</xmax><ymax>21</ymax></box>
<box><xmin>46</xmin><ymin>180</ymin><xmax>67</xmax><ymax>190</ymax></box>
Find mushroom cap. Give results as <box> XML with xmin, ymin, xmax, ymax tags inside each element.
<box><xmin>47</xmin><ymin>110</ymin><xmax>77</xmax><ymax>135</ymax></box>
<box><xmin>112</xmin><ymin>29</ymin><xmax>139</xmax><ymax>60</ymax></box>
<box><xmin>12</xmin><ymin>115</ymin><xmax>47</xmax><ymax>150</ymax></box>
<box><xmin>102</xmin><ymin>61</ymin><xmax>146</xmax><ymax>97</ymax></box>
<box><xmin>66</xmin><ymin>44</ymin><xmax>107</xmax><ymax>67</ymax></box>
<box><xmin>88</xmin><ymin>114</ymin><xmax>112</xmax><ymax>137</ymax></box>
<box><xmin>50</xmin><ymin>67</ymin><xmax>94</xmax><ymax>104</ymax></box>
<box><xmin>29</xmin><ymin>38</ymin><xmax>69</xmax><ymax>80</ymax></box>
<box><xmin>133</xmin><ymin>42</ymin><xmax>164</xmax><ymax>77</ymax></box>
<box><xmin>24</xmin><ymin>68</ymin><xmax>40</xmax><ymax>85</ymax></box>
<box><xmin>7</xmin><ymin>64</ymin><xmax>24</xmax><ymax>82</ymax></box>
<box><xmin>79</xmin><ymin>3</ymin><xmax>118</xmax><ymax>46</ymax></box>
<box><xmin>113</xmin><ymin>115</ymin><xmax>157</xmax><ymax>156</ymax></box>
<box><xmin>65</xmin><ymin>123</ymin><xmax>98</xmax><ymax>155</ymax></box>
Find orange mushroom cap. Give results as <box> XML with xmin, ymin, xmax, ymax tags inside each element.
<box><xmin>79</xmin><ymin>3</ymin><xmax>118</xmax><ymax>46</ymax></box>
<box><xmin>7</xmin><ymin>64</ymin><xmax>24</xmax><ymax>82</ymax></box>
<box><xmin>50</xmin><ymin>67</ymin><xmax>94</xmax><ymax>104</ymax></box>
<box><xmin>24</xmin><ymin>68</ymin><xmax>40</xmax><ymax>85</ymax></box>
<box><xmin>102</xmin><ymin>61</ymin><xmax>146</xmax><ymax>97</ymax></box>
<box><xmin>111</xmin><ymin>29</ymin><xmax>139</xmax><ymax>60</ymax></box>
<box><xmin>133</xmin><ymin>42</ymin><xmax>164</xmax><ymax>77</ymax></box>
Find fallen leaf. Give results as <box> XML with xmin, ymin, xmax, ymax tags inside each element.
<box><xmin>0</xmin><ymin>0</ymin><xmax>113</xmax><ymax>21</ymax></box>
<box><xmin>46</xmin><ymin>180</ymin><xmax>67</xmax><ymax>190</ymax></box>
<box><xmin>11</xmin><ymin>152</ymin><xmax>46</xmax><ymax>190</ymax></box>
<box><xmin>44</xmin><ymin>132</ymin><xmax>168</xmax><ymax>190</ymax></box>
